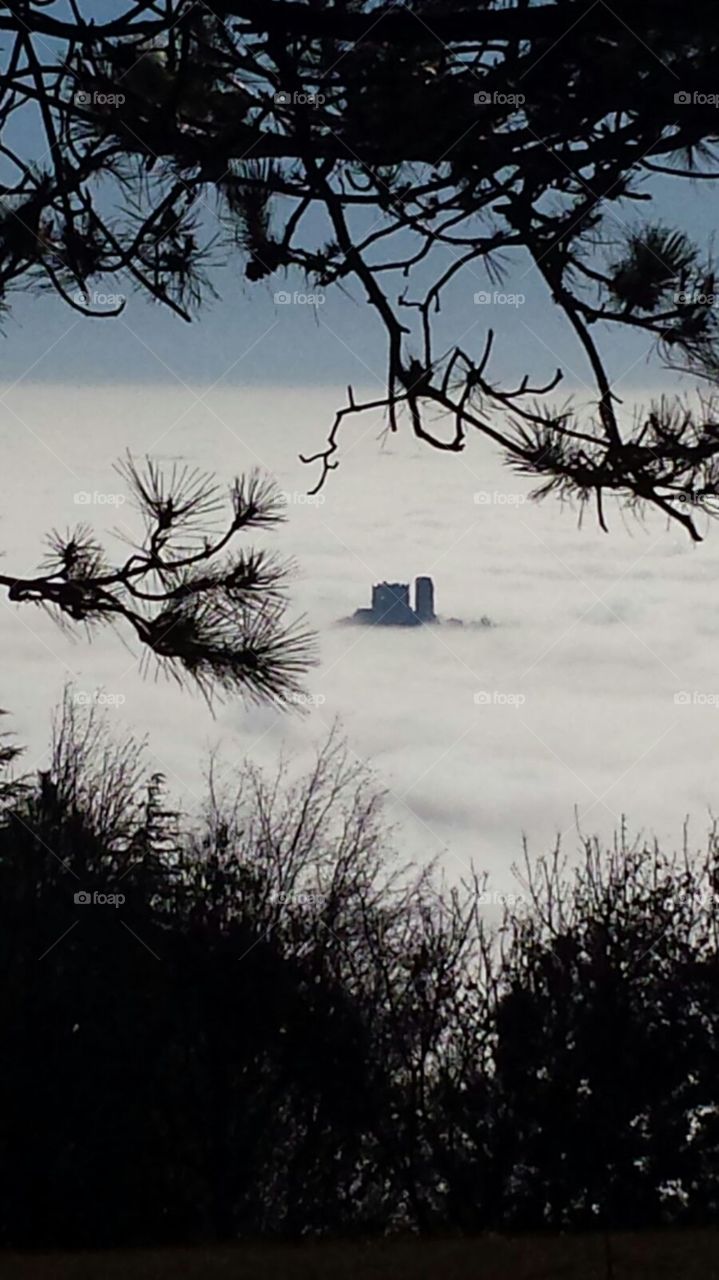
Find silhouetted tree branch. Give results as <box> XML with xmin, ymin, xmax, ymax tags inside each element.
<box><xmin>2</xmin><ymin>2</ymin><xmax>719</xmax><ymax>534</ymax></box>
<box><xmin>0</xmin><ymin>458</ymin><xmax>315</xmax><ymax>707</ymax></box>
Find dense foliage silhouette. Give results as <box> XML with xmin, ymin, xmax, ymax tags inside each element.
<box><xmin>3</xmin><ymin>2</ymin><xmax>719</xmax><ymax>534</ymax></box>
<box><xmin>1</xmin><ymin>695</ymin><xmax>718</xmax><ymax>1246</ymax></box>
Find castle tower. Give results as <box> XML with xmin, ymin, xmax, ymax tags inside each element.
<box><xmin>415</xmin><ymin>576</ymin><xmax>435</xmax><ymax>622</ymax></box>
<box><xmin>372</xmin><ymin>582</ymin><xmax>414</xmax><ymax>624</ymax></box>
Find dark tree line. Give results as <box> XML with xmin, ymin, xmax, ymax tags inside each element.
<box><xmin>2</xmin><ymin>2</ymin><xmax>719</xmax><ymax>535</ymax></box>
<box><xmin>1</xmin><ymin>695</ymin><xmax>718</xmax><ymax>1247</ymax></box>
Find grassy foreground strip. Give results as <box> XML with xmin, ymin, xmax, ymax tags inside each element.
<box><xmin>3</xmin><ymin>1232</ymin><xmax>719</xmax><ymax>1280</ymax></box>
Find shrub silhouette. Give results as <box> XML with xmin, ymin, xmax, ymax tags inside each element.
<box><xmin>1</xmin><ymin>700</ymin><xmax>718</xmax><ymax>1245</ymax></box>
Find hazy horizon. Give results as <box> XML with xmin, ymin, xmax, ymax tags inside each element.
<box><xmin>2</xmin><ymin>379</ymin><xmax>719</xmax><ymax>900</ymax></box>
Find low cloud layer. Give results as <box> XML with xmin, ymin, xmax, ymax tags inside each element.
<box><xmin>1</xmin><ymin>382</ymin><xmax>717</xmax><ymax>892</ymax></box>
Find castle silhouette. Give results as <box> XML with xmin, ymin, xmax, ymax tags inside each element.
<box><xmin>353</xmin><ymin>577</ymin><xmax>436</xmax><ymax>627</ymax></box>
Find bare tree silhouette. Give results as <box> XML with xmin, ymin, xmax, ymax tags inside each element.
<box><xmin>1</xmin><ymin>3</ymin><xmax>719</xmax><ymax>533</ymax></box>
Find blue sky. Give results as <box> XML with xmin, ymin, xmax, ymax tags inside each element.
<box><xmin>3</xmin><ymin>1</ymin><xmax>718</xmax><ymax>396</ymax></box>
<box><xmin>4</xmin><ymin>174</ymin><xmax>717</xmax><ymax>396</ymax></box>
